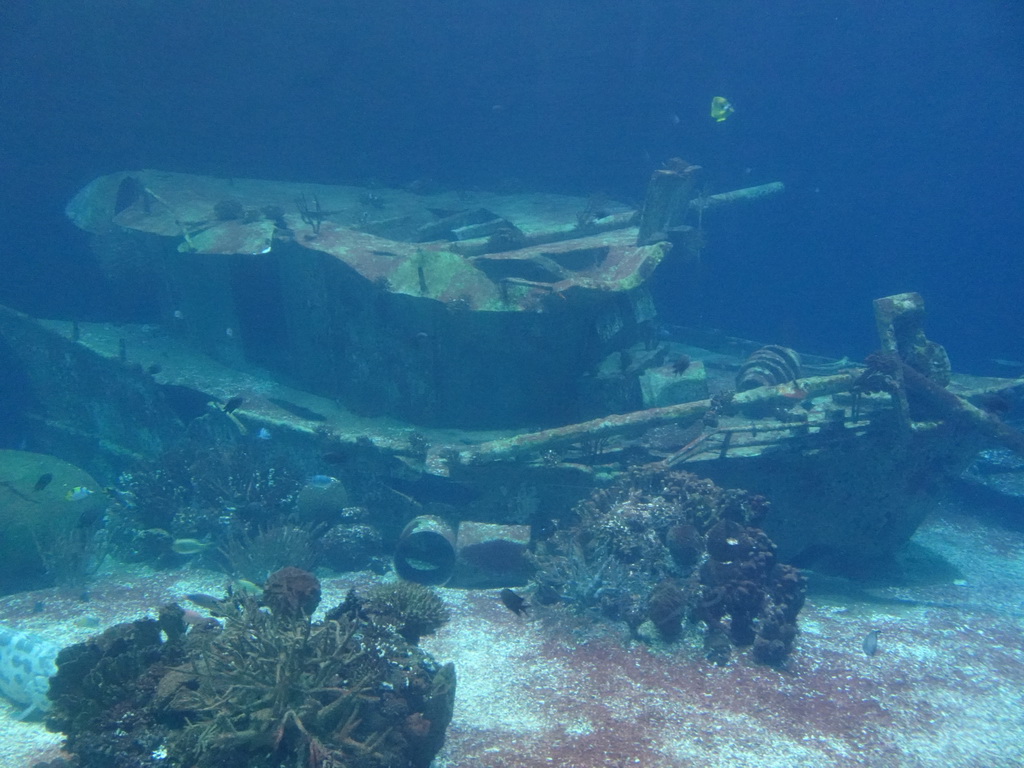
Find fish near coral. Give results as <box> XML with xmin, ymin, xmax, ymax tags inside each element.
<box><xmin>171</xmin><ymin>538</ymin><xmax>212</xmax><ymax>555</ymax></box>
<box><xmin>222</xmin><ymin>395</ymin><xmax>244</xmax><ymax>414</ymax></box>
<box><xmin>184</xmin><ymin>593</ymin><xmax>225</xmax><ymax>611</ymax></box>
<box><xmin>307</xmin><ymin>474</ymin><xmax>340</xmax><ymax>489</ymax></box>
<box><xmin>65</xmin><ymin>486</ymin><xmax>94</xmax><ymax>502</ymax></box>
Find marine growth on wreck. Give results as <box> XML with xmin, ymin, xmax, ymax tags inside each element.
<box><xmin>0</xmin><ymin>155</ymin><xmax>1020</xmax><ymax>768</ymax></box>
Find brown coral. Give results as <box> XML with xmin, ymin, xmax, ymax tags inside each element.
<box><xmin>45</xmin><ymin>574</ymin><xmax>456</xmax><ymax>768</ymax></box>
<box><xmin>648</xmin><ymin>579</ymin><xmax>686</xmax><ymax>640</ymax></box>
<box><xmin>362</xmin><ymin>581</ymin><xmax>451</xmax><ymax>644</ymax></box>
<box><xmin>262</xmin><ymin>565</ymin><xmax>322</xmax><ymax>618</ymax></box>
<box><xmin>534</xmin><ymin>466</ymin><xmax>804</xmax><ymax>665</ymax></box>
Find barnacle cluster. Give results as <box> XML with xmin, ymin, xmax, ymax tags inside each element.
<box><xmin>46</xmin><ymin>569</ymin><xmax>456</xmax><ymax>768</ymax></box>
<box><xmin>533</xmin><ymin>466</ymin><xmax>804</xmax><ymax>665</ymax></box>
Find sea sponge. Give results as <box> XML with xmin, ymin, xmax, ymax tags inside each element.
<box><xmin>647</xmin><ymin>579</ymin><xmax>686</xmax><ymax>640</ymax></box>
<box><xmin>262</xmin><ymin>566</ymin><xmax>322</xmax><ymax>618</ymax></box>
<box><xmin>665</xmin><ymin>523</ymin><xmax>702</xmax><ymax>570</ymax></box>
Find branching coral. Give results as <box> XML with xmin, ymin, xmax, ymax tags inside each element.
<box><xmin>220</xmin><ymin>526</ymin><xmax>322</xmax><ymax>586</ymax></box>
<box><xmin>167</xmin><ymin>596</ymin><xmax>387</xmax><ymax>767</ymax></box>
<box><xmin>361</xmin><ymin>581</ymin><xmax>451</xmax><ymax>644</ymax></box>
<box><xmin>46</xmin><ymin>569</ymin><xmax>456</xmax><ymax>768</ymax></box>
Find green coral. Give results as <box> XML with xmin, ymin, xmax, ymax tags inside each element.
<box><xmin>46</xmin><ymin>570</ymin><xmax>456</xmax><ymax>768</ymax></box>
<box><xmin>362</xmin><ymin>581</ymin><xmax>451</xmax><ymax>644</ymax></box>
<box><xmin>167</xmin><ymin>596</ymin><xmax>387</xmax><ymax>768</ymax></box>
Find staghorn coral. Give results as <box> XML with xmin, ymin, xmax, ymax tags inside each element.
<box><xmin>167</xmin><ymin>599</ymin><xmax>383</xmax><ymax>767</ymax></box>
<box><xmin>45</xmin><ymin>569</ymin><xmax>456</xmax><ymax>768</ymax></box>
<box><xmin>219</xmin><ymin>524</ymin><xmax>322</xmax><ymax>585</ymax></box>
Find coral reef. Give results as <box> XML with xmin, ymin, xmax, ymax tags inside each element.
<box><xmin>533</xmin><ymin>466</ymin><xmax>804</xmax><ymax>664</ymax></box>
<box><xmin>361</xmin><ymin>582</ymin><xmax>451</xmax><ymax>645</ymax></box>
<box><xmin>108</xmin><ymin>415</ymin><xmax>304</xmax><ymax>567</ymax></box>
<box><xmin>219</xmin><ymin>524</ymin><xmax>322</xmax><ymax>585</ymax></box>
<box><xmin>44</xmin><ymin>568</ymin><xmax>456</xmax><ymax>768</ymax></box>
<box><xmin>696</xmin><ymin>520</ymin><xmax>805</xmax><ymax>664</ymax></box>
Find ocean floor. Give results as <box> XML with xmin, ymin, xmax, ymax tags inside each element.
<box><xmin>2</xmin><ymin>492</ymin><xmax>1023</xmax><ymax>768</ymax></box>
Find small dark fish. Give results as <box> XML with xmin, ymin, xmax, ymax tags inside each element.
<box><xmin>671</xmin><ymin>355</ymin><xmax>691</xmax><ymax>375</ymax></box>
<box><xmin>33</xmin><ymin>473</ymin><xmax>53</xmax><ymax>492</ymax></box>
<box><xmin>223</xmin><ymin>396</ymin><xmax>244</xmax><ymax>413</ymax></box>
<box><xmin>862</xmin><ymin>629</ymin><xmax>880</xmax><ymax>657</ymax></box>
<box><xmin>499</xmin><ymin>588</ymin><xmax>529</xmax><ymax>616</ymax></box>
<box><xmin>181</xmin><ymin>609</ymin><xmax>221</xmax><ymax>630</ymax></box>
<box><xmin>147</xmin><ymin>363</ymin><xmax>163</xmax><ymax>375</ymax></box>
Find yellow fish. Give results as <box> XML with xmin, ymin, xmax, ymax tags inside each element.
<box><xmin>171</xmin><ymin>538</ymin><xmax>213</xmax><ymax>555</ymax></box>
<box><xmin>65</xmin><ymin>486</ymin><xmax>94</xmax><ymax>501</ymax></box>
<box><xmin>711</xmin><ymin>96</ymin><xmax>735</xmax><ymax>122</ymax></box>
<box><xmin>232</xmin><ymin>579</ymin><xmax>263</xmax><ymax>596</ymax></box>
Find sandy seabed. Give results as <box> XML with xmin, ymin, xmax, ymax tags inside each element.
<box><xmin>2</xmin><ymin>495</ymin><xmax>1023</xmax><ymax>768</ymax></box>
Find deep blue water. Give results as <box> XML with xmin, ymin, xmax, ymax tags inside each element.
<box><xmin>1</xmin><ymin>0</ymin><xmax>1022</xmax><ymax>371</ymax></box>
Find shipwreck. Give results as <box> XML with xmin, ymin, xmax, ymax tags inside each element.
<box><xmin>0</xmin><ymin>162</ymin><xmax>1020</xmax><ymax>598</ymax></box>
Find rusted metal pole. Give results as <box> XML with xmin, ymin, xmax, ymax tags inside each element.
<box><xmin>427</xmin><ymin>373</ymin><xmax>858</xmax><ymax>474</ymax></box>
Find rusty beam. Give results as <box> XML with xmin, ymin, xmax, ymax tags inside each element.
<box><xmin>427</xmin><ymin>372</ymin><xmax>859</xmax><ymax>474</ymax></box>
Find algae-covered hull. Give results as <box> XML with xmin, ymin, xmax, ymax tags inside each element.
<box><xmin>66</xmin><ymin>170</ymin><xmax>674</xmax><ymax>428</ymax></box>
